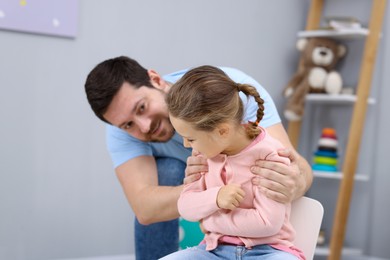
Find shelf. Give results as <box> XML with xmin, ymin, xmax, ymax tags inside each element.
<box><xmin>298</xmin><ymin>29</ymin><xmax>369</xmax><ymax>39</ymax></box>
<box><xmin>291</xmin><ymin>1</ymin><xmax>387</xmax><ymax>259</ymax></box>
<box><xmin>313</xmin><ymin>170</ymin><xmax>370</xmax><ymax>181</ymax></box>
<box><xmin>306</xmin><ymin>93</ymin><xmax>376</xmax><ymax>105</ymax></box>
<box><xmin>315</xmin><ymin>246</ymin><xmax>363</xmax><ymax>256</ymax></box>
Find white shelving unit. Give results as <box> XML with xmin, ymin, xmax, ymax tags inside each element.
<box><xmin>313</xmin><ymin>171</ymin><xmax>369</xmax><ymax>182</ymax></box>
<box><xmin>306</xmin><ymin>93</ymin><xmax>376</xmax><ymax>105</ymax></box>
<box><xmin>298</xmin><ymin>28</ymin><xmax>369</xmax><ymax>39</ymax></box>
<box><xmin>306</xmin><ymin>94</ymin><xmax>374</xmax><ymax>183</ymax></box>
<box><xmin>305</xmin><ymin>92</ymin><xmax>374</xmax><ymax>258</ymax></box>
<box><xmin>315</xmin><ymin>246</ymin><xmax>363</xmax><ymax>257</ymax></box>
<box><xmin>286</xmin><ymin>1</ymin><xmax>386</xmax><ymax>259</ymax></box>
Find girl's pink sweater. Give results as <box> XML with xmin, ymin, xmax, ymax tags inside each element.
<box><xmin>178</xmin><ymin>128</ymin><xmax>305</xmax><ymax>259</ymax></box>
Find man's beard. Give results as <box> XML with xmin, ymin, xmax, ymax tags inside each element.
<box><xmin>148</xmin><ymin>118</ymin><xmax>175</xmax><ymax>143</ymax></box>
<box><xmin>150</xmin><ymin>126</ymin><xmax>175</xmax><ymax>143</ymax></box>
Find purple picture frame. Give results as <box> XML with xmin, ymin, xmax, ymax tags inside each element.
<box><xmin>0</xmin><ymin>0</ymin><xmax>78</xmax><ymax>38</ymax></box>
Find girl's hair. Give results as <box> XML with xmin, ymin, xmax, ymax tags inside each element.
<box><xmin>166</xmin><ymin>65</ymin><xmax>264</xmax><ymax>139</ymax></box>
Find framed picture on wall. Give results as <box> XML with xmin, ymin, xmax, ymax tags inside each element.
<box><xmin>0</xmin><ymin>0</ymin><xmax>78</xmax><ymax>38</ymax></box>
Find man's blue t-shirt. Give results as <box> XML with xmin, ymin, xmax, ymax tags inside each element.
<box><xmin>106</xmin><ymin>67</ymin><xmax>281</xmax><ymax>168</ymax></box>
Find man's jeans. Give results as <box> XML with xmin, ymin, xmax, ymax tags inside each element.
<box><xmin>134</xmin><ymin>157</ymin><xmax>186</xmax><ymax>260</ymax></box>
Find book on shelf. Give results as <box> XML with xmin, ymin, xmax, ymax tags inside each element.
<box><xmin>324</xmin><ymin>16</ymin><xmax>367</xmax><ymax>34</ymax></box>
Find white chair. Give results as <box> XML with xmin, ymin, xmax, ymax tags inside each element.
<box><xmin>290</xmin><ymin>196</ymin><xmax>324</xmax><ymax>260</ymax></box>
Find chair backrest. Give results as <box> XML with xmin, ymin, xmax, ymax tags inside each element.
<box><xmin>290</xmin><ymin>196</ymin><xmax>324</xmax><ymax>260</ymax></box>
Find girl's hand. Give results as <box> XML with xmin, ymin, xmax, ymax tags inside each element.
<box><xmin>183</xmin><ymin>150</ymin><xmax>208</xmax><ymax>185</ymax></box>
<box><xmin>217</xmin><ymin>184</ymin><xmax>245</xmax><ymax>210</ymax></box>
<box><xmin>199</xmin><ymin>220</ymin><xmax>209</xmax><ymax>234</ymax></box>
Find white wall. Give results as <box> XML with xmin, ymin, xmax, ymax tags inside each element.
<box><xmin>1</xmin><ymin>0</ymin><xmax>389</xmax><ymax>259</ymax></box>
<box><xmin>0</xmin><ymin>1</ymin><xmax>309</xmax><ymax>259</ymax></box>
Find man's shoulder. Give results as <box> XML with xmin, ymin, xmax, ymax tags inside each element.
<box><xmin>163</xmin><ymin>69</ymin><xmax>189</xmax><ymax>83</ymax></box>
<box><xmin>106</xmin><ymin>124</ymin><xmax>150</xmax><ymax>151</ymax></box>
<box><xmin>163</xmin><ymin>66</ymin><xmax>248</xmax><ymax>83</ymax></box>
<box><xmin>219</xmin><ymin>67</ymin><xmax>245</xmax><ymax>75</ymax></box>
<box><xmin>105</xmin><ymin>124</ymin><xmax>154</xmax><ymax>168</ymax></box>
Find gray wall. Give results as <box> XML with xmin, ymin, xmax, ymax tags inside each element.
<box><xmin>0</xmin><ymin>0</ymin><xmax>388</xmax><ymax>259</ymax></box>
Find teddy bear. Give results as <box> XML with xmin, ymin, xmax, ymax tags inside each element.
<box><xmin>283</xmin><ymin>37</ymin><xmax>347</xmax><ymax>121</ymax></box>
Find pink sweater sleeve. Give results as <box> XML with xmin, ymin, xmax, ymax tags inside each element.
<box><xmin>202</xmin><ymin>147</ymin><xmax>290</xmax><ymax>238</ymax></box>
<box><xmin>178</xmin><ymin>174</ymin><xmax>221</xmax><ymax>222</ymax></box>
<box><xmin>202</xmin><ymin>188</ymin><xmax>286</xmax><ymax>238</ymax></box>
<box><xmin>265</xmin><ymin>149</ymin><xmax>291</xmax><ymax>165</ymax></box>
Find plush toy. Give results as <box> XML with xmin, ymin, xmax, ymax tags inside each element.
<box><xmin>283</xmin><ymin>37</ymin><xmax>347</xmax><ymax>121</ymax></box>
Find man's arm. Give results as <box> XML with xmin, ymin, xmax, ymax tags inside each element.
<box><xmin>252</xmin><ymin>122</ymin><xmax>313</xmax><ymax>203</ymax></box>
<box><xmin>116</xmin><ymin>155</ymin><xmax>183</xmax><ymax>225</ymax></box>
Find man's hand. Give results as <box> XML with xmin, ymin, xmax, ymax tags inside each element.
<box><xmin>251</xmin><ymin>148</ymin><xmax>307</xmax><ymax>203</ymax></box>
<box><xmin>216</xmin><ymin>184</ymin><xmax>245</xmax><ymax>210</ymax></box>
<box><xmin>183</xmin><ymin>150</ymin><xmax>208</xmax><ymax>185</ymax></box>
<box><xmin>199</xmin><ymin>220</ymin><xmax>209</xmax><ymax>234</ymax></box>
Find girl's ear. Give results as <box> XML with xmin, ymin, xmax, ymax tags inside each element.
<box><xmin>217</xmin><ymin>123</ymin><xmax>230</xmax><ymax>138</ymax></box>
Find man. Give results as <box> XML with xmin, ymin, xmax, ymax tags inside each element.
<box><xmin>84</xmin><ymin>56</ymin><xmax>313</xmax><ymax>260</ymax></box>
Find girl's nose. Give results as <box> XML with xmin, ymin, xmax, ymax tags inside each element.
<box><xmin>183</xmin><ymin>138</ymin><xmax>191</xmax><ymax>148</ymax></box>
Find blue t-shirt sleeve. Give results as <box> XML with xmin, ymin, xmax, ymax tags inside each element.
<box><xmin>106</xmin><ymin>124</ymin><xmax>153</xmax><ymax>168</ymax></box>
<box><xmin>163</xmin><ymin>68</ymin><xmax>189</xmax><ymax>83</ymax></box>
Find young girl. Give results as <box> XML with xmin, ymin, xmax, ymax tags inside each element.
<box><xmin>162</xmin><ymin>65</ymin><xmax>305</xmax><ymax>260</ymax></box>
